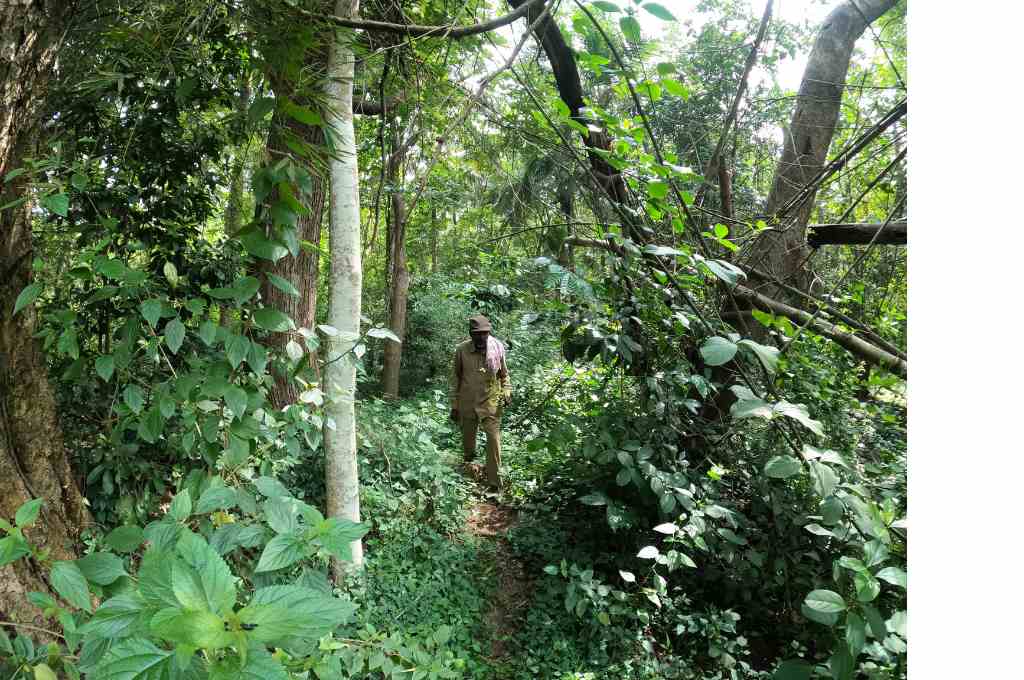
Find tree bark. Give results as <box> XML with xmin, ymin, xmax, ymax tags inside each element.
<box><xmin>381</xmin><ymin>136</ymin><xmax>409</xmax><ymax>399</ymax></box>
<box><xmin>807</xmin><ymin>220</ymin><xmax>906</xmax><ymax>246</ymax></box>
<box><xmin>746</xmin><ymin>0</ymin><xmax>898</xmax><ymax>295</ymax></box>
<box><xmin>260</xmin><ymin>112</ymin><xmax>327</xmax><ymax>408</ymax></box>
<box><xmin>324</xmin><ymin>0</ymin><xmax>364</xmax><ymax>573</ymax></box>
<box><xmin>1</xmin><ymin>0</ymin><xmax>89</xmax><ymax>625</ymax></box>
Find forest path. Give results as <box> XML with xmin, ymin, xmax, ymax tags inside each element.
<box><xmin>461</xmin><ymin>464</ymin><xmax>534</xmax><ymax>660</ymax></box>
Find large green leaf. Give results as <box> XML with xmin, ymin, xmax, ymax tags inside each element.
<box><xmin>239</xmin><ymin>231</ymin><xmax>288</xmax><ymax>263</ymax></box>
<box><xmin>15</xmin><ymin>498</ymin><xmax>43</xmax><ymax>527</ymax></box>
<box><xmin>804</xmin><ymin>589</ymin><xmax>846</xmax><ymax>614</ymax></box>
<box><xmin>252</xmin><ymin>308</ymin><xmax>294</xmax><ymax>332</ymax></box>
<box><xmin>801</xmin><ymin>601</ymin><xmax>839</xmax><ymax>626</ymax></box>
<box><xmin>642</xmin><ymin>2</ymin><xmax>676</xmax><ymax>21</ymax></box>
<box><xmin>78</xmin><ymin>593</ymin><xmax>145</xmax><ymax>639</ymax></box>
<box><xmin>775</xmin><ymin>401</ymin><xmax>825</xmax><ymax>436</ymax></box>
<box><xmin>254</xmin><ymin>532</ymin><xmax>308</xmax><ymax>573</ymax></box>
<box><xmin>174</xmin><ymin>531</ymin><xmax>236</xmax><ymax>614</ymax></box>
<box><xmin>264</xmin><ymin>497</ymin><xmax>300</xmax><ymax>535</ymax></box>
<box><xmin>239</xmin><ymin>586</ymin><xmax>355</xmax><ymax>644</ymax></box>
<box><xmin>89</xmin><ymin>638</ymin><xmax>174</xmax><ymax>680</ymax></box>
<box><xmin>225</xmin><ymin>334</ymin><xmax>250</xmax><ymax>369</ymax></box>
<box><xmin>731</xmin><ymin>397</ymin><xmax>772</xmax><ymax>420</ymax></box>
<box><xmin>0</xmin><ymin>535</ymin><xmax>31</xmax><ymax>566</ymax></box>
<box><xmin>862</xmin><ymin>604</ymin><xmax>887</xmax><ymax>639</ymax></box>
<box><xmin>105</xmin><ymin>525</ymin><xmax>144</xmax><ymax>553</ymax></box>
<box><xmin>254</xmin><ymin>476</ymin><xmax>291</xmax><ymax>499</ymax></box>
<box><xmin>590</xmin><ymin>1</ymin><xmax>620</xmax><ymax>12</ymax></box>
<box><xmin>76</xmin><ymin>553</ymin><xmax>127</xmax><ymax>586</ymax></box>
<box><xmin>738</xmin><ymin>339</ymin><xmax>780</xmax><ymax>375</ymax></box>
<box><xmin>875</xmin><ymin>566</ymin><xmax>907</xmax><ymax>589</ymax></box>
<box><xmin>168</xmin><ymin>490</ymin><xmax>192</xmax><ymax>521</ymax></box>
<box><xmin>195</xmin><ymin>486</ymin><xmax>237</xmax><ymax>514</ymax></box>
<box><xmin>619</xmin><ymin>15</ymin><xmax>641</xmax><ymax>42</ymax></box>
<box><xmin>232</xmin><ymin>276</ymin><xmax>262</xmax><ymax>303</ymax></box>
<box><xmin>95</xmin><ymin>355</ymin><xmax>115</xmax><ymax>382</ymax></box>
<box><xmin>763</xmin><ymin>455</ymin><xmax>802</xmax><ymax>479</ymax></box>
<box><xmin>223</xmin><ymin>386</ymin><xmax>248</xmax><ymax>421</ymax></box>
<box><xmin>703</xmin><ymin>259</ymin><xmax>745</xmax><ymax>286</ymax></box>
<box><xmin>198</xmin><ymin>320</ymin><xmax>218</xmax><ymax>347</ymax></box>
<box><xmin>139</xmin><ymin>299</ymin><xmax>162</xmax><ymax>328</ymax></box>
<box><xmin>808</xmin><ymin>461</ymin><xmax>839</xmax><ymax>498</ymax></box>
<box><xmin>163</xmin><ymin>318</ymin><xmax>185</xmax><ymax>354</ymax></box>
<box><xmin>122</xmin><ymin>384</ymin><xmax>145</xmax><ymax>414</ymax></box>
<box><xmin>845</xmin><ymin>612</ymin><xmax>866</xmax><ymax>657</ymax></box>
<box><xmin>137</xmin><ymin>550</ymin><xmax>178</xmax><ymax>610</ymax></box>
<box><xmin>40</xmin><ymin>192</ymin><xmax>69</xmax><ymax>216</ymax></box>
<box><xmin>265</xmin><ymin>272</ymin><xmax>300</xmax><ymax>298</ymax></box>
<box><xmin>828</xmin><ymin>647</ymin><xmax>854</xmax><ymax>680</ymax></box>
<box><xmin>51</xmin><ymin>561</ymin><xmax>93</xmax><ymax>610</ymax></box>
<box><xmin>317</xmin><ymin>519</ymin><xmax>369</xmax><ymax>562</ymax></box>
<box><xmin>854</xmin><ymin>571</ymin><xmax>880</xmax><ymax>602</ymax></box>
<box><xmin>700</xmin><ymin>336</ymin><xmax>737</xmax><ymax>366</ymax></box>
<box><xmin>12</xmin><ymin>283</ymin><xmax>43</xmax><ymax>316</ymax></box>
<box><xmin>149</xmin><ymin>607</ymin><xmax>231</xmax><ymax>649</ymax></box>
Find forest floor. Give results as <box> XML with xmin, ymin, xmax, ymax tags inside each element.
<box><xmin>462</xmin><ymin>463</ymin><xmax>535</xmax><ymax>660</ymax></box>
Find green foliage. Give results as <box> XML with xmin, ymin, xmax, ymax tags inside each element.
<box><xmin>0</xmin><ymin>484</ymin><xmax>378</xmax><ymax>679</ymax></box>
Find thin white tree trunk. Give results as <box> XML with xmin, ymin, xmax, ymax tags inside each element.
<box><xmin>323</xmin><ymin>0</ymin><xmax>364</xmax><ymax>572</ymax></box>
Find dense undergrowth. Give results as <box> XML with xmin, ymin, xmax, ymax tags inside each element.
<box><xmin>2</xmin><ymin>258</ymin><xmax>906</xmax><ymax>679</ymax></box>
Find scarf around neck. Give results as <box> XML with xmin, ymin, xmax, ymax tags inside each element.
<box><xmin>483</xmin><ymin>336</ymin><xmax>505</xmax><ymax>373</ymax></box>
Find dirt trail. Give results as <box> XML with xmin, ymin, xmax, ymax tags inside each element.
<box><xmin>463</xmin><ymin>473</ymin><xmax>534</xmax><ymax>659</ymax></box>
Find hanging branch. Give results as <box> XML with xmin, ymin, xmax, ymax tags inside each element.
<box><xmin>292</xmin><ymin>0</ymin><xmax>546</xmax><ymax>39</ymax></box>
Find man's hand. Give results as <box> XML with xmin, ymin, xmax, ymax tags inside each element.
<box><xmin>449</xmin><ymin>408</ymin><xmax>459</xmax><ymax>423</ymax></box>
<box><xmin>502</xmin><ymin>392</ymin><xmax>511</xmax><ymax>408</ymax></box>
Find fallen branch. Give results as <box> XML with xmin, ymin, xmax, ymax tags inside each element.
<box><xmin>807</xmin><ymin>220</ymin><xmax>906</xmax><ymax>246</ymax></box>
<box><xmin>564</xmin><ymin>236</ymin><xmax>907</xmax><ymax>376</ymax></box>
<box><xmin>731</xmin><ymin>284</ymin><xmax>906</xmax><ymax>378</ymax></box>
<box><xmin>745</xmin><ymin>265</ymin><xmax>906</xmax><ymax>360</ymax></box>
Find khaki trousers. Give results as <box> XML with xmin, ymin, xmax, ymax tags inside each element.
<box><xmin>460</xmin><ymin>410</ymin><xmax>502</xmax><ymax>489</ymax></box>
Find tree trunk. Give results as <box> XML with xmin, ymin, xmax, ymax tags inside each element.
<box><xmin>258</xmin><ymin>32</ymin><xmax>331</xmax><ymax>408</ymax></box>
<box><xmin>381</xmin><ymin>136</ymin><xmax>409</xmax><ymax>400</ymax></box>
<box><xmin>323</xmin><ymin>0</ymin><xmax>364</xmax><ymax>573</ymax></box>
<box><xmin>745</xmin><ymin>0</ymin><xmax>897</xmax><ymax>296</ymax></box>
<box><xmin>1</xmin><ymin>0</ymin><xmax>89</xmax><ymax>625</ymax></box>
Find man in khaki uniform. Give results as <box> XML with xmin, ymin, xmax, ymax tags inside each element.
<box><xmin>450</xmin><ymin>315</ymin><xmax>511</xmax><ymax>489</ymax></box>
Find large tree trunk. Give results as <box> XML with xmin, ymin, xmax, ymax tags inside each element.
<box><xmin>380</xmin><ymin>135</ymin><xmax>409</xmax><ymax>399</ymax></box>
<box><xmin>1</xmin><ymin>0</ymin><xmax>89</xmax><ymax>625</ymax></box>
<box><xmin>260</xmin><ymin>113</ymin><xmax>327</xmax><ymax>407</ymax></box>
<box><xmin>323</xmin><ymin>0</ymin><xmax>364</xmax><ymax>573</ymax></box>
<box><xmin>258</xmin><ymin>26</ymin><xmax>332</xmax><ymax>408</ymax></box>
<box><xmin>745</xmin><ymin>0</ymin><xmax>898</xmax><ymax>296</ymax></box>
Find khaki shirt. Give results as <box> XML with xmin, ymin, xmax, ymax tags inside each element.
<box><xmin>450</xmin><ymin>339</ymin><xmax>511</xmax><ymax>416</ymax></box>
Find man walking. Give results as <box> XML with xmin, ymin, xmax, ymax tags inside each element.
<box><xmin>450</xmin><ymin>314</ymin><xmax>511</xmax><ymax>490</ymax></box>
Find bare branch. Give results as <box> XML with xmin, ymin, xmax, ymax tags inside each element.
<box><xmin>293</xmin><ymin>0</ymin><xmax>546</xmax><ymax>39</ymax></box>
